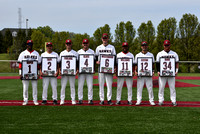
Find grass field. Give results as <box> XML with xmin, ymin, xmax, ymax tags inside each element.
<box><xmin>0</xmin><ymin>73</ymin><xmax>200</xmax><ymax>133</ymax></box>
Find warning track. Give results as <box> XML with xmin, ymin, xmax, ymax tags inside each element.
<box><xmin>1</xmin><ymin>100</ymin><xmax>200</xmax><ymax>107</ymax></box>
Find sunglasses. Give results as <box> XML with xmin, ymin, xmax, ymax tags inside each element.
<box><xmin>46</xmin><ymin>45</ymin><xmax>52</xmax><ymax>47</ymax></box>
<box><xmin>164</xmin><ymin>45</ymin><xmax>170</xmax><ymax>46</ymax></box>
<box><xmin>66</xmin><ymin>43</ymin><xmax>71</xmax><ymax>45</ymax></box>
<box><xmin>27</xmin><ymin>43</ymin><xmax>33</xmax><ymax>45</ymax></box>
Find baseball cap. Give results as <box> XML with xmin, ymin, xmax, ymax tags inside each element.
<box><xmin>27</xmin><ymin>40</ymin><xmax>33</xmax><ymax>44</ymax></box>
<box><xmin>82</xmin><ymin>39</ymin><xmax>89</xmax><ymax>44</ymax></box>
<box><xmin>164</xmin><ymin>40</ymin><xmax>170</xmax><ymax>45</ymax></box>
<box><xmin>66</xmin><ymin>39</ymin><xmax>72</xmax><ymax>44</ymax></box>
<box><xmin>46</xmin><ymin>42</ymin><xmax>52</xmax><ymax>46</ymax></box>
<box><xmin>102</xmin><ymin>33</ymin><xmax>108</xmax><ymax>39</ymax></box>
<box><xmin>122</xmin><ymin>42</ymin><xmax>128</xmax><ymax>47</ymax></box>
<box><xmin>141</xmin><ymin>41</ymin><xmax>148</xmax><ymax>46</ymax></box>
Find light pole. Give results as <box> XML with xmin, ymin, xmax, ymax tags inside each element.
<box><xmin>26</xmin><ymin>19</ymin><xmax>28</xmax><ymax>37</ymax></box>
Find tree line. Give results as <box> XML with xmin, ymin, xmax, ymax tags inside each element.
<box><xmin>0</xmin><ymin>13</ymin><xmax>200</xmax><ymax>72</ymax></box>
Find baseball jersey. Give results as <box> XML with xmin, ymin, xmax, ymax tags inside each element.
<box><xmin>117</xmin><ymin>52</ymin><xmax>134</xmax><ymax>63</ymax></box>
<box><xmin>95</xmin><ymin>44</ymin><xmax>116</xmax><ymax>61</ymax></box>
<box><xmin>77</xmin><ymin>48</ymin><xmax>95</xmax><ymax>55</ymax></box>
<box><xmin>135</xmin><ymin>52</ymin><xmax>155</xmax><ymax>64</ymax></box>
<box><xmin>41</xmin><ymin>51</ymin><xmax>60</xmax><ymax>62</ymax></box>
<box><xmin>18</xmin><ymin>49</ymin><xmax>41</xmax><ymax>63</ymax></box>
<box><xmin>60</xmin><ymin>49</ymin><xmax>78</xmax><ymax>59</ymax></box>
<box><xmin>156</xmin><ymin>50</ymin><xmax>179</xmax><ymax>62</ymax></box>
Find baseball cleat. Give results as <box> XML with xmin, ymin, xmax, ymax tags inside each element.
<box><xmin>135</xmin><ymin>101</ymin><xmax>141</xmax><ymax>106</ymax></box>
<box><xmin>34</xmin><ymin>101</ymin><xmax>39</xmax><ymax>106</ymax></box>
<box><xmin>72</xmin><ymin>100</ymin><xmax>76</xmax><ymax>105</ymax></box>
<box><xmin>78</xmin><ymin>100</ymin><xmax>83</xmax><ymax>105</ymax></box>
<box><xmin>158</xmin><ymin>102</ymin><xmax>163</xmax><ymax>106</ymax></box>
<box><xmin>128</xmin><ymin>101</ymin><xmax>133</xmax><ymax>105</ymax></box>
<box><xmin>53</xmin><ymin>100</ymin><xmax>58</xmax><ymax>105</ymax></box>
<box><xmin>22</xmin><ymin>101</ymin><xmax>28</xmax><ymax>106</ymax></box>
<box><xmin>41</xmin><ymin>100</ymin><xmax>47</xmax><ymax>105</ymax></box>
<box><xmin>107</xmin><ymin>100</ymin><xmax>113</xmax><ymax>105</ymax></box>
<box><xmin>88</xmin><ymin>100</ymin><xmax>93</xmax><ymax>105</ymax></box>
<box><xmin>60</xmin><ymin>100</ymin><xmax>64</xmax><ymax>105</ymax></box>
<box><xmin>172</xmin><ymin>102</ymin><xmax>177</xmax><ymax>106</ymax></box>
<box><xmin>115</xmin><ymin>101</ymin><xmax>121</xmax><ymax>105</ymax></box>
<box><xmin>99</xmin><ymin>101</ymin><xmax>104</xmax><ymax>105</ymax></box>
<box><xmin>150</xmin><ymin>102</ymin><xmax>156</xmax><ymax>106</ymax></box>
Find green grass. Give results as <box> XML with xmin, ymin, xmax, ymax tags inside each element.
<box><xmin>0</xmin><ymin>75</ymin><xmax>200</xmax><ymax>133</ymax></box>
<box><xmin>0</xmin><ymin>53</ymin><xmax>10</xmax><ymax>60</ymax></box>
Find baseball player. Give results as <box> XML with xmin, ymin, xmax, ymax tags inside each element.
<box><xmin>40</xmin><ymin>42</ymin><xmax>59</xmax><ymax>105</ymax></box>
<box><xmin>116</xmin><ymin>42</ymin><xmax>134</xmax><ymax>105</ymax></box>
<box><xmin>77</xmin><ymin>39</ymin><xmax>95</xmax><ymax>105</ymax></box>
<box><xmin>95</xmin><ymin>33</ymin><xmax>116</xmax><ymax>105</ymax></box>
<box><xmin>156</xmin><ymin>40</ymin><xmax>179</xmax><ymax>106</ymax></box>
<box><xmin>135</xmin><ymin>41</ymin><xmax>155</xmax><ymax>106</ymax></box>
<box><xmin>60</xmin><ymin>39</ymin><xmax>78</xmax><ymax>105</ymax></box>
<box><xmin>18</xmin><ymin>40</ymin><xmax>41</xmax><ymax>105</ymax></box>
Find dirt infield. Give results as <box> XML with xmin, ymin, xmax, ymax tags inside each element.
<box><xmin>1</xmin><ymin>100</ymin><xmax>200</xmax><ymax>107</ymax></box>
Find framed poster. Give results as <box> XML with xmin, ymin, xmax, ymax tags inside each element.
<box><xmin>137</xmin><ymin>57</ymin><xmax>153</xmax><ymax>77</ymax></box>
<box><xmin>61</xmin><ymin>56</ymin><xmax>76</xmax><ymax>76</ymax></box>
<box><xmin>42</xmin><ymin>57</ymin><xmax>57</xmax><ymax>77</ymax></box>
<box><xmin>117</xmin><ymin>57</ymin><xmax>133</xmax><ymax>76</ymax></box>
<box><xmin>99</xmin><ymin>55</ymin><xmax>115</xmax><ymax>74</ymax></box>
<box><xmin>79</xmin><ymin>54</ymin><xmax>94</xmax><ymax>74</ymax></box>
<box><xmin>22</xmin><ymin>60</ymin><xmax>38</xmax><ymax>80</ymax></box>
<box><xmin>160</xmin><ymin>57</ymin><xmax>175</xmax><ymax>77</ymax></box>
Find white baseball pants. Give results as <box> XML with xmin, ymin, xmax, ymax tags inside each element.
<box><xmin>60</xmin><ymin>76</ymin><xmax>76</xmax><ymax>101</ymax></box>
<box><xmin>22</xmin><ymin>80</ymin><xmax>38</xmax><ymax>102</ymax></box>
<box><xmin>137</xmin><ymin>77</ymin><xmax>154</xmax><ymax>103</ymax></box>
<box><xmin>116</xmin><ymin>77</ymin><xmax>133</xmax><ymax>102</ymax></box>
<box><xmin>158</xmin><ymin>77</ymin><xmax>176</xmax><ymax>103</ymax></box>
<box><xmin>98</xmin><ymin>73</ymin><xmax>113</xmax><ymax>101</ymax></box>
<box><xmin>42</xmin><ymin>77</ymin><xmax>57</xmax><ymax>101</ymax></box>
<box><xmin>78</xmin><ymin>74</ymin><xmax>93</xmax><ymax>101</ymax></box>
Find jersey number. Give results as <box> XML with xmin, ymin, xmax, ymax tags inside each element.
<box><xmin>28</xmin><ymin>65</ymin><xmax>31</xmax><ymax>73</ymax></box>
<box><xmin>163</xmin><ymin>62</ymin><xmax>172</xmax><ymax>70</ymax></box>
<box><xmin>48</xmin><ymin>62</ymin><xmax>51</xmax><ymax>70</ymax></box>
<box><xmin>141</xmin><ymin>62</ymin><xmax>148</xmax><ymax>70</ymax></box>
<box><xmin>105</xmin><ymin>59</ymin><xmax>109</xmax><ymax>67</ymax></box>
<box><xmin>122</xmin><ymin>62</ymin><xmax>128</xmax><ymax>70</ymax></box>
<box><xmin>66</xmin><ymin>61</ymin><xmax>70</xmax><ymax>69</ymax></box>
<box><xmin>84</xmin><ymin>59</ymin><xmax>88</xmax><ymax>67</ymax></box>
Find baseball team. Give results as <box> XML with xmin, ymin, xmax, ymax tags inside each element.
<box><xmin>18</xmin><ymin>33</ymin><xmax>179</xmax><ymax>106</ymax></box>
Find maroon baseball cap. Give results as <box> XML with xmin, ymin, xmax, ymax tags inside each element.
<box><xmin>163</xmin><ymin>40</ymin><xmax>170</xmax><ymax>45</ymax></box>
<box><xmin>102</xmin><ymin>33</ymin><xmax>108</xmax><ymax>39</ymax></box>
<box><xmin>82</xmin><ymin>39</ymin><xmax>89</xmax><ymax>44</ymax></box>
<box><xmin>27</xmin><ymin>40</ymin><xmax>33</xmax><ymax>44</ymax></box>
<box><xmin>122</xmin><ymin>42</ymin><xmax>128</xmax><ymax>47</ymax></box>
<box><xmin>66</xmin><ymin>39</ymin><xmax>72</xmax><ymax>44</ymax></box>
<box><xmin>46</xmin><ymin>42</ymin><xmax>52</xmax><ymax>46</ymax></box>
<box><xmin>141</xmin><ymin>41</ymin><xmax>148</xmax><ymax>46</ymax></box>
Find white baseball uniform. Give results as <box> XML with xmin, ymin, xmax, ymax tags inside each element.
<box><xmin>95</xmin><ymin>44</ymin><xmax>116</xmax><ymax>101</ymax></box>
<box><xmin>116</xmin><ymin>52</ymin><xmax>134</xmax><ymax>102</ymax></box>
<box><xmin>135</xmin><ymin>52</ymin><xmax>155</xmax><ymax>103</ymax></box>
<box><xmin>18</xmin><ymin>49</ymin><xmax>41</xmax><ymax>103</ymax></box>
<box><xmin>41</xmin><ymin>51</ymin><xmax>60</xmax><ymax>101</ymax></box>
<box><xmin>156</xmin><ymin>50</ymin><xmax>179</xmax><ymax>103</ymax></box>
<box><xmin>77</xmin><ymin>48</ymin><xmax>95</xmax><ymax>101</ymax></box>
<box><xmin>60</xmin><ymin>49</ymin><xmax>78</xmax><ymax>102</ymax></box>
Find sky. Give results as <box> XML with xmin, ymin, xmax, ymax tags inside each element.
<box><xmin>0</xmin><ymin>0</ymin><xmax>199</xmax><ymax>37</ymax></box>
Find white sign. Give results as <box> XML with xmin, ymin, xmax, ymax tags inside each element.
<box><xmin>160</xmin><ymin>57</ymin><xmax>175</xmax><ymax>77</ymax></box>
<box><xmin>61</xmin><ymin>56</ymin><xmax>76</xmax><ymax>76</ymax></box>
<box><xmin>42</xmin><ymin>57</ymin><xmax>57</xmax><ymax>77</ymax></box>
<box><xmin>22</xmin><ymin>60</ymin><xmax>38</xmax><ymax>80</ymax></box>
<box><xmin>79</xmin><ymin>54</ymin><xmax>94</xmax><ymax>74</ymax></box>
<box><xmin>137</xmin><ymin>57</ymin><xmax>153</xmax><ymax>77</ymax></box>
<box><xmin>117</xmin><ymin>58</ymin><xmax>133</xmax><ymax>76</ymax></box>
<box><xmin>99</xmin><ymin>55</ymin><xmax>115</xmax><ymax>74</ymax></box>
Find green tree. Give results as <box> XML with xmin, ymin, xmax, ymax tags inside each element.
<box><xmin>3</xmin><ymin>29</ymin><xmax>13</xmax><ymax>53</ymax></box>
<box><xmin>72</xmin><ymin>33</ymin><xmax>90</xmax><ymax>51</ymax></box>
<box><xmin>178</xmin><ymin>13</ymin><xmax>199</xmax><ymax>72</ymax></box>
<box><xmin>37</xmin><ymin>26</ymin><xmax>54</xmax><ymax>39</ymax></box>
<box><xmin>31</xmin><ymin>30</ymin><xmax>46</xmax><ymax>53</ymax></box>
<box><xmin>0</xmin><ymin>32</ymin><xmax>3</xmax><ymax>53</ymax></box>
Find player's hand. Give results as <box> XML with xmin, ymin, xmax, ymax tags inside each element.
<box><xmin>158</xmin><ymin>72</ymin><xmax>160</xmax><ymax>76</ymax></box>
<box><xmin>54</xmin><ymin>72</ymin><xmax>58</xmax><ymax>77</ymax></box>
<box><xmin>153</xmin><ymin>72</ymin><xmax>154</xmax><ymax>76</ymax></box>
<box><xmin>20</xmin><ymin>75</ymin><xmax>23</xmax><ymax>80</ymax></box>
<box><xmin>135</xmin><ymin>71</ymin><xmax>138</xmax><ymax>76</ymax></box>
<box><xmin>76</xmin><ymin>70</ymin><xmax>79</xmax><ymax>75</ymax></box>
<box><xmin>175</xmin><ymin>72</ymin><xmax>178</xmax><ymax>76</ymax></box>
<box><xmin>96</xmin><ymin>61</ymin><xmax>100</xmax><ymax>64</ymax></box>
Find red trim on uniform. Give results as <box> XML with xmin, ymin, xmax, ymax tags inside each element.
<box><xmin>19</xmin><ymin>63</ymin><xmax>22</xmax><ymax>69</ymax></box>
<box><xmin>122</xmin><ymin>51</ymin><xmax>129</xmax><ymax>54</ymax></box>
<box><xmin>27</xmin><ymin>49</ymin><xmax>34</xmax><ymax>54</ymax></box>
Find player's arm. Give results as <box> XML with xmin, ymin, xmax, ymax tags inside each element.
<box><xmin>175</xmin><ymin>62</ymin><xmax>179</xmax><ymax>76</ymax></box>
<box><xmin>134</xmin><ymin>64</ymin><xmax>137</xmax><ymax>76</ymax></box>
<box><xmin>18</xmin><ymin>62</ymin><xmax>22</xmax><ymax>80</ymax></box>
